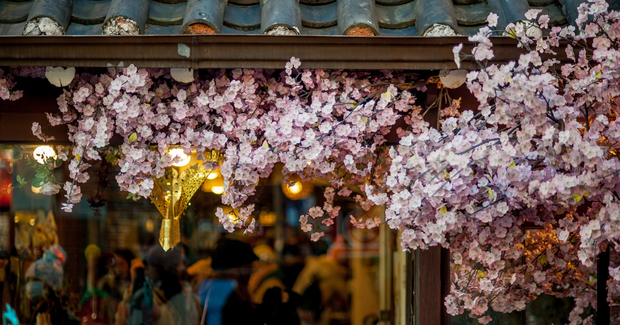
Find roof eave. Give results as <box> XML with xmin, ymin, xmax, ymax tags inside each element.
<box><xmin>0</xmin><ymin>34</ymin><xmax>535</xmax><ymax>70</ymax></box>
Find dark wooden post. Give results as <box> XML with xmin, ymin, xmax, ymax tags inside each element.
<box><xmin>598</xmin><ymin>248</ymin><xmax>610</xmax><ymax>325</ymax></box>
<box><xmin>441</xmin><ymin>247</ymin><xmax>451</xmax><ymax>325</ymax></box>
<box><xmin>416</xmin><ymin>246</ymin><xmax>449</xmax><ymax>325</ymax></box>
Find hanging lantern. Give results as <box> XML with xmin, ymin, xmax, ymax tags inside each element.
<box><xmin>259</xmin><ymin>209</ymin><xmax>277</xmax><ymax>226</ymax></box>
<box><xmin>149</xmin><ymin>149</ymin><xmax>221</xmax><ymax>251</ymax></box>
<box><xmin>281</xmin><ymin>174</ymin><xmax>314</xmax><ymax>200</ymax></box>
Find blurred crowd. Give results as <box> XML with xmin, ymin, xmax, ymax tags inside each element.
<box><xmin>16</xmin><ymin>235</ymin><xmax>354</xmax><ymax>325</ymax></box>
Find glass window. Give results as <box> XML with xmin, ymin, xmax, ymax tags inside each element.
<box><xmin>0</xmin><ymin>144</ymin><xmax>404</xmax><ymax>325</ymax></box>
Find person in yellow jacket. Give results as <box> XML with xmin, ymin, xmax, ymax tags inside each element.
<box><xmin>292</xmin><ymin>237</ymin><xmax>350</xmax><ymax>325</ymax></box>
<box><xmin>248</xmin><ymin>244</ymin><xmax>287</xmax><ymax>305</ymax></box>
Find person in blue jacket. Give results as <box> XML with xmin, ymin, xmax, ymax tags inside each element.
<box><xmin>196</xmin><ymin>238</ymin><xmax>259</xmax><ymax>325</ymax></box>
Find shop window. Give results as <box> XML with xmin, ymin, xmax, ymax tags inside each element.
<box><xmin>0</xmin><ymin>144</ymin><xmax>408</xmax><ymax>325</ymax></box>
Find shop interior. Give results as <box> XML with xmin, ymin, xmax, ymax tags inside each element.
<box><xmin>0</xmin><ymin>144</ymin><xmax>411</xmax><ymax>325</ymax></box>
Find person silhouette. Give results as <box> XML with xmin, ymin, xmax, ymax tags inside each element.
<box><xmin>196</xmin><ymin>239</ymin><xmax>259</xmax><ymax>325</ymax></box>
<box><xmin>126</xmin><ymin>244</ymin><xmax>200</xmax><ymax>325</ymax></box>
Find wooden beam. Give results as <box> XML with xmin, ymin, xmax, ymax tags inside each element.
<box><xmin>0</xmin><ymin>35</ymin><xmax>549</xmax><ymax>70</ymax></box>
<box><xmin>0</xmin><ymin>113</ymin><xmax>68</xmax><ymax>143</ymax></box>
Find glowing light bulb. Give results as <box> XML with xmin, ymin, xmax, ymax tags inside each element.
<box><xmin>211</xmin><ymin>186</ymin><xmax>224</xmax><ymax>194</ymax></box>
<box><xmin>207</xmin><ymin>171</ymin><xmax>219</xmax><ymax>180</ymax></box>
<box><xmin>169</xmin><ymin>148</ymin><xmax>191</xmax><ymax>167</ymax></box>
<box><xmin>33</xmin><ymin>145</ymin><xmax>56</xmax><ymax>165</ymax></box>
<box><xmin>288</xmin><ymin>182</ymin><xmax>303</xmax><ymax>194</ymax></box>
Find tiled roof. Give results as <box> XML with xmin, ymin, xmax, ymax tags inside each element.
<box><xmin>0</xmin><ymin>0</ymin><xmax>617</xmax><ymax>37</ymax></box>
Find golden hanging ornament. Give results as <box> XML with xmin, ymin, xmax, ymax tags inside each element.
<box><xmin>149</xmin><ymin>149</ymin><xmax>221</xmax><ymax>251</ymax></box>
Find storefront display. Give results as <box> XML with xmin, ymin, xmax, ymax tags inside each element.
<box><xmin>0</xmin><ymin>144</ymin><xmax>397</xmax><ymax>325</ymax></box>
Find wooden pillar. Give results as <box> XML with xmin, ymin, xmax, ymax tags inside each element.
<box><xmin>416</xmin><ymin>246</ymin><xmax>446</xmax><ymax>325</ymax></box>
<box><xmin>271</xmin><ymin>178</ymin><xmax>284</xmax><ymax>257</ymax></box>
<box><xmin>378</xmin><ymin>223</ymin><xmax>393</xmax><ymax>325</ymax></box>
<box><xmin>441</xmin><ymin>247</ymin><xmax>451</xmax><ymax>325</ymax></box>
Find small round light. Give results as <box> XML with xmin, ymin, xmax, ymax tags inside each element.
<box><xmin>281</xmin><ymin>175</ymin><xmax>313</xmax><ymax>200</ymax></box>
<box><xmin>145</xmin><ymin>219</ymin><xmax>154</xmax><ymax>232</ymax></box>
<box><xmin>207</xmin><ymin>171</ymin><xmax>219</xmax><ymax>180</ymax></box>
<box><xmin>33</xmin><ymin>146</ymin><xmax>56</xmax><ymax>165</ymax></box>
<box><xmin>287</xmin><ymin>182</ymin><xmax>303</xmax><ymax>195</ymax></box>
<box><xmin>211</xmin><ymin>186</ymin><xmax>224</xmax><ymax>194</ymax></box>
<box><xmin>169</xmin><ymin>148</ymin><xmax>191</xmax><ymax>167</ymax></box>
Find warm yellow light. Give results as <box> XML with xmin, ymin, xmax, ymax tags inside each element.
<box><xmin>169</xmin><ymin>148</ymin><xmax>191</xmax><ymax>167</ymax></box>
<box><xmin>259</xmin><ymin>210</ymin><xmax>277</xmax><ymax>226</ymax></box>
<box><xmin>33</xmin><ymin>145</ymin><xmax>56</xmax><ymax>165</ymax></box>
<box><xmin>207</xmin><ymin>170</ymin><xmax>219</xmax><ymax>180</ymax></box>
<box><xmin>31</xmin><ymin>185</ymin><xmax>42</xmax><ymax>194</ymax></box>
<box><xmin>211</xmin><ymin>186</ymin><xmax>224</xmax><ymax>194</ymax></box>
<box><xmin>145</xmin><ymin>219</ymin><xmax>154</xmax><ymax>232</ymax></box>
<box><xmin>29</xmin><ymin>219</ymin><xmax>35</xmax><ymax>226</ymax></box>
<box><xmin>228</xmin><ymin>212</ymin><xmax>241</xmax><ymax>224</ymax></box>
<box><xmin>281</xmin><ymin>174</ymin><xmax>313</xmax><ymax>200</ymax></box>
<box><xmin>287</xmin><ymin>182</ymin><xmax>303</xmax><ymax>195</ymax></box>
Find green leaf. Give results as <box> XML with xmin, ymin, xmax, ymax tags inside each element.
<box><xmin>16</xmin><ymin>175</ymin><xmax>27</xmax><ymax>187</ymax></box>
<box><xmin>31</xmin><ymin>175</ymin><xmax>45</xmax><ymax>188</ymax></box>
<box><xmin>128</xmin><ymin>133</ymin><xmax>138</xmax><ymax>142</ymax></box>
<box><xmin>34</xmin><ymin>170</ymin><xmax>48</xmax><ymax>179</ymax></box>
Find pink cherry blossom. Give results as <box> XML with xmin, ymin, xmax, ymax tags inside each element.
<box><xmin>487</xmin><ymin>13</ymin><xmax>499</xmax><ymax>28</ymax></box>
<box><xmin>11</xmin><ymin>3</ymin><xmax>620</xmax><ymax>320</ymax></box>
<box><xmin>40</xmin><ymin>182</ymin><xmax>61</xmax><ymax>195</ymax></box>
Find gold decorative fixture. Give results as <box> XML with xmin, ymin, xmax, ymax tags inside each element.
<box><xmin>149</xmin><ymin>149</ymin><xmax>221</xmax><ymax>251</ymax></box>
